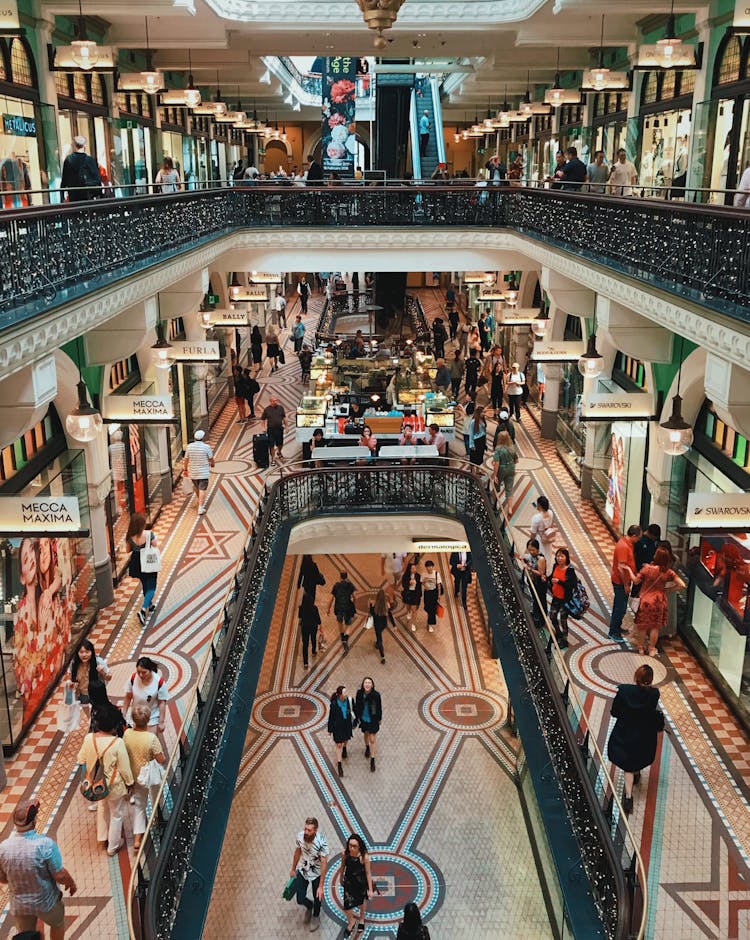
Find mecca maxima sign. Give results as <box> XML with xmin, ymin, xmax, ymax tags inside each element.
<box><xmin>530</xmin><ymin>342</ymin><xmax>586</xmax><ymax>362</ymax></box>
<box><xmin>0</xmin><ymin>496</ymin><xmax>81</xmax><ymax>533</ymax></box>
<box><xmin>685</xmin><ymin>492</ymin><xmax>750</xmax><ymax>530</ymax></box>
<box><xmin>169</xmin><ymin>340</ymin><xmax>220</xmax><ymax>361</ymax></box>
<box><xmin>581</xmin><ymin>391</ymin><xmax>654</xmax><ymax>420</ymax></box>
<box><xmin>103</xmin><ymin>395</ymin><xmax>174</xmax><ymax>422</ymax></box>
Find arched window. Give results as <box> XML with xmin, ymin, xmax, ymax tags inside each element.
<box><xmin>0</xmin><ymin>40</ymin><xmax>7</xmax><ymax>81</ymax></box>
<box><xmin>73</xmin><ymin>71</ymin><xmax>88</xmax><ymax>102</ymax></box>
<box><xmin>91</xmin><ymin>73</ymin><xmax>106</xmax><ymax>106</ymax></box>
<box><xmin>642</xmin><ymin>71</ymin><xmax>659</xmax><ymax>105</ymax></box>
<box><xmin>55</xmin><ymin>71</ymin><xmax>71</xmax><ymax>97</ymax></box>
<box><xmin>9</xmin><ymin>38</ymin><xmax>34</xmax><ymax>87</ymax></box>
<box><xmin>716</xmin><ymin>34</ymin><xmax>743</xmax><ymax>86</ymax></box>
<box><xmin>679</xmin><ymin>69</ymin><xmax>695</xmax><ymax>96</ymax></box>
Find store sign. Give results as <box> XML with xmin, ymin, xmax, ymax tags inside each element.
<box><xmin>208</xmin><ymin>308</ymin><xmax>249</xmax><ymax>326</ymax></box>
<box><xmin>0</xmin><ymin>496</ymin><xmax>81</xmax><ymax>532</ymax></box>
<box><xmin>103</xmin><ymin>395</ymin><xmax>174</xmax><ymax>421</ymax></box>
<box><xmin>581</xmin><ymin>391</ymin><xmax>653</xmax><ymax>420</ymax></box>
<box><xmin>530</xmin><ymin>342</ymin><xmax>585</xmax><ymax>362</ymax></box>
<box><xmin>685</xmin><ymin>492</ymin><xmax>750</xmax><ymax>529</ymax></box>
<box><xmin>169</xmin><ymin>340</ymin><xmax>220</xmax><ymax>361</ymax></box>
<box><xmin>0</xmin><ymin>1</ymin><xmax>19</xmax><ymax>28</ymax></box>
<box><xmin>412</xmin><ymin>539</ymin><xmax>470</xmax><ymax>553</ymax></box>
<box><xmin>734</xmin><ymin>0</ymin><xmax>750</xmax><ymax>28</ymax></box>
<box><xmin>500</xmin><ymin>309</ymin><xmax>542</xmax><ymax>326</ymax></box>
<box><xmin>2</xmin><ymin>114</ymin><xmax>36</xmax><ymax>137</ymax></box>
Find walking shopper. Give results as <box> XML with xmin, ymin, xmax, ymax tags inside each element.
<box><xmin>250</xmin><ymin>325</ymin><xmax>263</xmax><ymax>369</ymax></box>
<box><xmin>77</xmin><ymin>706</ymin><xmax>134</xmax><ymax>856</ymax></box>
<box><xmin>464</xmin><ymin>348</ymin><xmax>481</xmax><ymax>395</ymax></box>
<box><xmin>292</xmin><ymin>314</ymin><xmax>306</xmax><ymax>353</ymax></box>
<box><xmin>460</xmin><ymin>392</ymin><xmax>476</xmax><ymax>458</ymax></box>
<box><xmin>609</xmin><ymin>525</ymin><xmax>642</xmax><ymax>644</ymax></box>
<box><xmin>299</xmin><ymin>591</ymin><xmax>321</xmax><ymax>669</ymax></box>
<box><xmin>492</xmin><ymin>408</ymin><xmax>516</xmax><ymax>447</ymax></box>
<box><xmin>421</xmin><ymin>559</ymin><xmax>444</xmax><ymax>633</ymax></box>
<box><xmin>370</xmin><ymin>588</ymin><xmax>391</xmax><ymax>663</ymax></box>
<box><xmin>449</xmin><ymin>350</ymin><xmax>464</xmax><ymax>399</ymax></box>
<box><xmin>121</xmin><ymin>656</ymin><xmax>169</xmax><ymax>734</ymax></box>
<box><xmin>397</xmin><ymin>902</ymin><xmax>431</xmax><ymax>939</ymax></box>
<box><xmin>355</xmin><ymin>677</ymin><xmax>382</xmax><ymax>771</ymax></box>
<box><xmin>298</xmin><ymin>554</ymin><xmax>326</xmax><ymax>600</ymax></box>
<box><xmin>70</xmin><ymin>638</ymin><xmax>111</xmax><ymax>707</ymax></box>
<box><xmin>492</xmin><ymin>430</ymin><xmax>518</xmax><ymax>507</ymax></box>
<box><xmin>297</xmin><ymin>275</ymin><xmax>311</xmax><ymax>314</ymax></box>
<box><xmin>290</xmin><ymin>817</ymin><xmax>328</xmax><ymax>932</ymax></box>
<box><xmin>126</xmin><ymin>513</ymin><xmax>159</xmax><ymax>625</ymax></box>
<box><xmin>518</xmin><ymin>538</ymin><xmax>547</xmax><ymax>627</ymax></box>
<box><xmin>328</xmin><ymin>570</ymin><xmax>357</xmax><ymax>651</ymax></box>
<box><xmin>274</xmin><ymin>288</ymin><xmax>288</xmax><ymax>328</ymax></box>
<box><xmin>607</xmin><ymin>664</ymin><xmax>664</xmax><ymax>815</ymax></box>
<box><xmin>489</xmin><ymin>350</ymin><xmax>505</xmax><ymax>413</ymax></box>
<box><xmin>401</xmin><ymin>562</ymin><xmax>422</xmax><ymax>630</ymax></box>
<box><xmin>123</xmin><ymin>704</ymin><xmax>165</xmax><ymax>849</ymax></box>
<box><xmin>547</xmin><ymin>547</ymin><xmax>577</xmax><ymax>650</ymax></box>
<box><xmin>328</xmin><ymin>685</ymin><xmax>355</xmax><ymax>776</ymax></box>
<box><xmin>506</xmin><ymin>362</ymin><xmax>525</xmax><ymax>421</ymax></box>
<box><xmin>0</xmin><ymin>799</ymin><xmax>77</xmax><ymax>940</ymax></box>
<box><xmin>183</xmin><ymin>429</ymin><xmax>214</xmax><ymax>515</ymax></box>
<box><xmin>529</xmin><ymin>496</ymin><xmax>558</xmax><ymax>565</ymax></box>
<box><xmin>265</xmin><ymin>323</ymin><xmax>281</xmax><ymax>372</ymax></box>
<box><xmin>242</xmin><ymin>368</ymin><xmax>260</xmax><ymax>419</ymax></box>
<box><xmin>450</xmin><ymin>550</ymin><xmax>472</xmax><ymax>607</ymax></box>
<box><xmin>382</xmin><ymin>552</ymin><xmax>406</xmax><ymax>590</ymax></box>
<box><xmin>630</xmin><ymin>547</ymin><xmax>685</xmax><ymax>657</ymax></box>
<box><xmin>340</xmin><ymin>833</ymin><xmax>374</xmax><ymax>935</ymax></box>
<box><xmin>261</xmin><ymin>394</ymin><xmax>287</xmax><ymax>463</ymax></box>
<box><xmin>468</xmin><ymin>405</ymin><xmax>487</xmax><ymax>466</ymax></box>
<box><xmin>232</xmin><ymin>364</ymin><xmax>248</xmax><ymax>422</ymax></box>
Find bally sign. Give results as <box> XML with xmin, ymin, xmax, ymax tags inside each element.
<box><xmin>685</xmin><ymin>491</ymin><xmax>750</xmax><ymax>530</ymax></box>
<box><xmin>103</xmin><ymin>395</ymin><xmax>174</xmax><ymax>422</ymax></box>
<box><xmin>530</xmin><ymin>342</ymin><xmax>586</xmax><ymax>362</ymax></box>
<box><xmin>169</xmin><ymin>340</ymin><xmax>220</xmax><ymax>361</ymax></box>
<box><xmin>735</xmin><ymin>0</ymin><xmax>750</xmax><ymax>29</ymax></box>
<box><xmin>208</xmin><ymin>308</ymin><xmax>249</xmax><ymax>326</ymax></box>
<box><xmin>581</xmin><ymin>391</ymin><xmax>654</xmax><ymax>420</ymax></box>
<box><xmin>0</xmin><ymin>496</ymin><xmax>81</xmax><ymax>533</ymax></box>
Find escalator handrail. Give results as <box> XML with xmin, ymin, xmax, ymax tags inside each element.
<box><xmin>430</xmin><ymin>77</ymin><xmax>446</xmax><ymax>167</ymax></box>
<box><xmin>408</xmin><ymin>86</ymin><xmax>422</xmax><ymax>181</ymax></box>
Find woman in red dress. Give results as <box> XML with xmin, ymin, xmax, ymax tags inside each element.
<box><xmin>632</xmin><ymin>546</ymin><xmax>685</xmax><ymax>657</ymax></box>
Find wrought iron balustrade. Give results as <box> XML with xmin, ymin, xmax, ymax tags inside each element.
<box><xmin>1</xmin><ymin>185</ymin><xmax>747</xmax><ymax>334</ymax></box>
<box><xmin>129</xmin><ymin>463</ymin><xmax>639</xmax><ymax>940</ymax></box>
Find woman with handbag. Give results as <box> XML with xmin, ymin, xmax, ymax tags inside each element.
<box><xmin>77</xmin><ymin>706</ymin><xmax>134</xmax><ymax>856</ymax></box>
<box><xmin>123</xmin><ymin>703</ymin><xmax>166</xmax><ymax>849</ymax></box>
<box><xmin>327</xmin><ymin>685</ymin><xmax>355</xmax><ymax>777</ymax></box>
<box><xmin>121</xmin><ymin>656</ymin><xmax>169</xmax><ymax>735</ymax></box>
<box><xmin>547</xmin><ymin>547</ymin><xmax>577</xmax><ymax>650</ymax></box>
<box><xmin>468</xmin><ymin>405</ymin><xmax>488</xmax><ymax>467</ymax></box>
<box><xmin>629</xmin><ymin>547</ymin><xmax>686</xmax><ymax>657</ymax></box>
<box><xmin>354</xmin><ymin>677</ymin><xmax>382</xmax><ymax>772</ymax></box>
<box><xmin>126</xmin><ymin>513</ymin><xmax>159</xmax><ymax>626</ymax></box>
<box><xmin>339</xmin><ymin>832</ymin><xmax>374</xmax><ymax>935</ymax></box>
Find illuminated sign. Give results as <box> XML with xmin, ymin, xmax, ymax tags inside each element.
<box><xmin>530</xmin><ymin>342</ymin><xmax>585</xmax><ymax>362</ymax></box>
<box><xmin>685</xmin><ymin>492</ymin><xmax>750</xmax><ymax>530</ymax></box>
<box><xmin>2</xmin><ymin>114</ymin><xmax>36</xmax><ymax>137</ymax></box>
<box><xmin>0</xmin><ymin>496</ymin><xmax>81</xmax><ymax>532</ymax></box>
<box><xmin>735</xmin><ymin>0</ymin><xmax>750</xmax><ymax>28</ymax></box>
<box><xmin>412</xmin><ymin>539</ymin><xmax>470</xmax><ymax>552</ymax></box>
<box><xmin>103</xmin><ymin>395</ymin><xmax>174</xmax><ymax>421</ymax></box>
<box><xmin>169</xmin><ymin>340</ymin><xmax>220</xmax><ymax>361</ymax></box>
<box><xmin>0</xmin><ymin>1</ymin><xmax>19</xmax><ymax>29</ymax></box>
<box><xmin>499</xmin><ymin>309</ymin><xmax>543</xmax><ymax>326</ymax></box>
<box><xmin>249</xmin><ymin>273</ymin><xmax>283</xmax><ymax>284</ymax></box>
<box><xmin>581</xmin><ymin>391</ymin><xmax>654</xmax><ymax>420</ymax></box>
<box><xmin>208</xmin><ymin>308</ymin><xmax>249</xmax><ymax>326</ymax></box>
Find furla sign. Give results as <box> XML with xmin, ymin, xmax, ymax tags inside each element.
<box><xmin>685</xmin><ymin>492</ymin><xmax>750</xmax><ymax>529</ymax></box>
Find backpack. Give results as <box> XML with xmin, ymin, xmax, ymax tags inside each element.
<box><xmin>80</xmin><ymin>736</ymin><xmax>116</xmax><ymax>802</ymax></box>
<box><xmin>78</xmin><ymin>155</ymin><xmax>101</xmax><ymax>190</ymax></box>
<box><xmin>564</xmin><ymin>574</ymin><xmax>590</xmax><ymax>620</ymax></box>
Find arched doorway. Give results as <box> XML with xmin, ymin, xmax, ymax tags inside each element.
<box><xmin>262</xmin><ymin>139</ymin><xmax>291</xmax><ymax>175</ymax></box>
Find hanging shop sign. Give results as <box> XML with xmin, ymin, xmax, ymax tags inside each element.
<box><xmin>499</xmin><ymin>309</ymin><xmax>543</xmax><ymax>326</ymax></box>
<box><xmin>103</xmin><ymin>394</ymin><xmax>174</xmax><ymax>422</ymax></box>
<box><xmin>169</xmin><ymin>340</ymin><xmax>220</xmax><ymax>361</ymax></box>
<box><xmin>412</xmin><ymin>539</ymin><xmax>471</xmax><ymax>553</ymax></box>
<box><xmin>581</xmin><ymin>391</ymin><xmax>654</xmax><ymax>420</ymax></box>
<box><xmin>685</xmin><ymin>492</ymin><xmax>750</xmax><ymax>530</ymax></box>
<box><xmin>530</xmin><ymin>341</ymin><xmax>586</xmax><ymax>362</ymax></box>
<box><xmin>734</xmin><ymin>0</ymin><xmax>750</xmax><ymax>29</ymax></box>
<box><xmin>2</xmin><ymin>114</ymin><xmax>36</xmax><ymax>137</ymax></box>
<box><xmin>229</xmin><ymin>288</ymin><xmax>267</xmax><ymax>303</ymax></box>
<box><xmin>207</xmin><ymin>308</ymin><xmax>250</xmax><ymax>326</ymax></box>
<box><xmin>476</xmin><ymin>292</ymin><xmax>505</xmax><ymax>303</ymax></box>
<box><xmin>0</xmin><ymin>495</ymin><xmax>81</xmax><ymax>533</ymax></box>
<box><xmin>0</xmin><ymin>1</ymin><xmax>19</xmax><ymax>29</ymax></box>
<box><xmin>249</xmin><ymin>273</ymin><xmax>283</xmax><ymax>284</ymax></box>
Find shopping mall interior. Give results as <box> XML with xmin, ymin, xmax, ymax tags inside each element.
<box><xmin>0</xmin><ymin>1</ymin><xmax>749</xmax><ymax>939</ymax></box>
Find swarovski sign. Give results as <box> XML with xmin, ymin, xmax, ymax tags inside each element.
<box><xmin>0</xmin><ymin>496</ymin><xmax>81</xmax><ymax>532</ymax></box>
<box><xmin>685</xmin><ymin>492</ymin><xmax>750</xmax><ymax>529</ymax></box>
<box><xmin>581</xmin><ymin>391</ymin><xmax>653</xmax><ymax>420</ymax></box>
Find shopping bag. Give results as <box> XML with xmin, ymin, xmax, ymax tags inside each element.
<box><xmin>436</xmin><ymin>602</ymin><xmax>446</xmax><ymax>619</ymax></box>
<box><xmin>627</xmin><ymin>595</ymin><xmax>641</xmax><ymax>616</ymax></box>
<box><xmin>137</xmin><ymin>758</ymin><xmax>164</xmax><ymax>788</ymax></box>
<box><xmin>282</xmin><ymin>876</ymin><xmax>297</xmax><ymax>901</ymax></box>
<box><xmin>57</xmin><ymin>700</ymin><xmax>81</xmax><ymax>734</ymax></box>
<box><xmin>140</xmin><ymin>532</ymin><xmax>161</xmax><ymax>573</ymax></box>
<box><xmin>278</xmin><ymin>347</ymin><xmax>286</xmax><ymax>365</ymax></box>
<box><xmin>364</xmin><ymin>615</ymin><xmax>374</xmax><ymax>630</ymax></box>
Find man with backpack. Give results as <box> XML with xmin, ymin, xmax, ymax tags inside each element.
<box><xmin>61</xmin><ymin>137</ymin><xmax>101</xmax><ymax>202</ymax></box>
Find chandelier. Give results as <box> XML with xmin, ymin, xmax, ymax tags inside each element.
<box><xmin>355</xmin><ymin>0</ymin><xmax>406</xmax><ymax>49</ymax></box>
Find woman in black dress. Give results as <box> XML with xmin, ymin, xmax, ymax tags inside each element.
<box><xmin>298</xmin><ymin>555</ymin><xmax>327</xmax><ymax>649</ymax></box>
<box><xmin>401</xmin><ymin>562</ymin><xmax>422</xmax><ymax>630</ymax></box>
<box><xmin>354</xmin><ymin>676</ymin><xmax>382</xmax><ymax>772</ymax></box>
<box><xmin>298</xmin><ymin>591</ymin><xmax>321</xmax><ymax>670</ymax></box>
<box><xmin>250</xmin><ymin>325</ymin><xmax>263</xmax><ymax>369</ymax></box>
<box><xmin>370</xmin><ymin>588</ymin><xmax>391</xmax><ymax>664</ymax></box>
<box><xmin>327</xmin><ymin>685</ymin><xmax>355</xmax><ymax>777</ymax></box>
<box><xmin>340</xmin><ymin>833</ymin><xmax>373</xmax><ymax>936</ymax></box>
<box><xmin>607</xmin><ymin>664</ymin><xmax>664</xmax><ymax>815</ymax></box>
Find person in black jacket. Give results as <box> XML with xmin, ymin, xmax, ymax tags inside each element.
<box><xmin>463</xmin><ymin>348</ymin><xmax>481</xmax><ymax>395</ymax></box>
<box><xmin>401</xmin><ymin>563</ymin><xmax>422</xmax><ymax>629</ymax></box>
<box><xmin>327</xmin><ymin>685</ymin><xmax>355</xmax><ymax>776</ymax></box>
<box><xmin>449</xmin><ymin>550</ymin><xmax>472</xmax><ymax>606</ymax></box>
<box><xmin>61</xmin><ymin>136</ymin><xmax>102</xmax><ymax>202</ymax></box>
<box><xmin>299</xmin><ymin>591</ymin><xmax>321</xmax><ymax>669</ymax></box>
<box><xmin>354</xmin><ymin>677</ymin><xmax>382</xmax><ymax>772</ymax></box>
<box><xmin>546</xmin><ymin>547</ymin><xmax>577</xmax><ymax>649</ymax></box>
<box><xmin>306</xmin><ymin>153</ymin><xmax>324</xmax><ymax>185</ymax></box>
<box><xmin>607</xmin><ymin>664</ymin><xmax>664</xmax><ymax>816</ymax></box>
<box><xmin>397</xmin><ymin>902</ymin><xmax>431</xmax><ymax>939</ymax></box>
<box><xmin>242</xmin><ymin>368</ymin><xmax>260</xmax><ymax>419</ymax></box>
<box><xmin>370</xmin><ymin>588</ymin><xmax>391</xmax><ymax>664</ymax></box>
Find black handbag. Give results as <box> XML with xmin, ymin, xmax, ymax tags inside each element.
<box><xmin>278</xmin><ymin>347</ymin><xmax>286</xmax><ymax>365</ymax></box>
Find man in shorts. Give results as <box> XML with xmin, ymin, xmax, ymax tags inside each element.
<box><xmin>0</xmin><ymin>799</ymin><xmax>77</xmax><ymax>939</ymax></box>
<box><xmin>183</xmin><ymin>429</ymin><xmax>214</xmax><ymax>515</ymax></box>
<box><xmin>262</xmin><ymin>395</ymin><xmax>287</xmax><ymax>463</ymax></box>
<box><xmin>327</xmin><ymin>570</ymin><xmax>357</xmax><ymax>652</ymax></box>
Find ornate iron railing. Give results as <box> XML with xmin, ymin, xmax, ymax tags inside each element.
<box><xmin>2</xmin><ymin>185</ymin><xmax>746</xmax><ymax>332</ymax></box>
<box><xmin>128</xmin><ymin>463</ymin><xmax>640</xmax><ymax>940</ymax></box>
<box><xmin>405</xmin><ymin>293</ymin><xmax>432</xmax><ymax>343</ymax></box>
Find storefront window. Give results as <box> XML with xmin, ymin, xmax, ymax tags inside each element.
<box><xmin>0</xmin><ymin>449</ymin><xmax>97</xmax><ymax>752</ymax></box>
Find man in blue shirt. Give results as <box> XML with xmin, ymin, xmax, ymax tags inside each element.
<box><xmin>419</xmin><ymin>110</ymin><xmax>431</xmax><ymax>158</ymax></box>
<box><xmin>560</xmin><ymin>146</ymin><xmax>588</xmax><ymax>191</ymax></box>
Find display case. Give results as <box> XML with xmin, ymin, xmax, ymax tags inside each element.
<box><xmin>296</xmin><ymin>395</ymin><xmax>327</xmax><ymax>440</ymax></box>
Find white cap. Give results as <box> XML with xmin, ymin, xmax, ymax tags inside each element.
<box><xmin>499</xmin><ymin>410</ymin><xmax>509</xmax><ymax>420</ymax></box>
<box><xmin>73</xmin><ymin>135</ymin><xmax>86</xmax><ymax>149</ymax></box>
<box><xmin>194</xmin><ymin>430</ymin><xmax>206</xmax><ymax>440</ymax></box>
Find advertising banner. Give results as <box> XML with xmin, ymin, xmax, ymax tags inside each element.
<box><xmin>322</xmin><ymin>56</ymin><xmax>358</xmax><ymax>176</ymax></box>
<box><xmin>581</xmin><ymin>391</ymin><xmax>654</xmax><ymax>420</ymax></box>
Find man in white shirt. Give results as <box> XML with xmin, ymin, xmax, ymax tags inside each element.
<box><xmin>608</xmin><ymin>148</ymin><xmax>637</xmax><ymax>196</ymax></box>
<box><xmin>274</xmin><ymin>289</ymin><xmax>288</xmax><ymax>328</ymax></box>
<box><xmin>182</xmin><ymin>429</ymin><xmax>214</xmax><ymax>515</ymax></box>
<box><xmin>297</xmin><ymin>275</ymin><xmax>310</xmax><ymax>314</ymax></box>
<box><xmin>733</xmin><ymin>164</ymin><xmax>750</xmax><ymax>208</ymax></box>
<box><xmin>506</xmin><ymin>362</ymin><xmax>525</xmax><ymax>422</ymax></box>
<box><xmin>382</xmin><ymin>552</ymin><xmax>406</xmax><ymax>589</ymax></box>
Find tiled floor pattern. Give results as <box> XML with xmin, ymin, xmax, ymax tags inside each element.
<box><xmin>204</xmin><ymin>553</ymin><xmax>550</xmax><ymax>939</ymax></box>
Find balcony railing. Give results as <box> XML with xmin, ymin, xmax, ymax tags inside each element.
<box><xmin>127</xmin><ymin>462</ymin><xmax>645</xmax><ymax>940</ymax></box>
<box><xmin>1</xmin><ymin>185</ymin><xmax>747</xmax><ymax>334</ymax></box>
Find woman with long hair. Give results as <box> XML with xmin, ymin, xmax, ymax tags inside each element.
<box><xmin>126</xmin><ymin>513</ymin><xmax>158</xmax><ymax>626</ymax></box>
<box><xmin>250</xmin><ymin>325</ymin><xmax>263</xmax><ymax>370</ymax></box>
<box><xmin>547</xmin><ymin>547</ymin><xmax>577</xmax><ymax>650</ymax></box>
<box><xmin>340</xmin><ymin>832</ymin><xmax>374</xmax><ymax>936</ymax></box>
<box><xmin>530</xmin><ymin>495</ymin><xmax>557</xmax><ymax>564</ymax></box>
<box><xmin>371</xmin><ymin>588</ymin><xmax>391</xmax><ymax>663</ymax></box>
<box><xmin>631</xmin><ymin>546</ymin><xmax>686</xmax><ymax>657</ymax></box>
<box><xmin>400</xmin><ymin>561</ymin><xmax>422</xmax><ymax>630</ymax></box>
<box><xmin>397</xmin><ymin>901</ymin><xmax>430</xmax><ymax>939</ymax></box>
<box><xmin>354</xmin><ymin>676</ymin><xmax>383</xmax><ymax>772</ymax></box>
<box><xmin>70</xmin><ymin>638</ymin><xmax>111</xmax><ymax>707</ymax></box>
<box><xmin>265</xmin><ymin>322</ymin><xmax>280</xmax><ymax>372</ymax></box>
<box><xmin>327</xmin><ymin>685</ymin><xmax>354</xmax><ymax>777</ymax></box>
<box><xmin>468</xmin><ymin>405</ymin><xmax>487</xmax><ymax>466</ymax></box>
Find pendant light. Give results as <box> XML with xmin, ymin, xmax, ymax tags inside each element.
<box><xmin>533</xmin><ymin>307</ymin><xmax>549</xmax><ymax>337</ymax></box>
<box><xmin>636</xmin><ymin>0</ymin><xmax>697</xmax><ymax>70</ymax></box>
<box><xmin>65</xmin><ymin>341</ymin><xmax>103</xmax><ymax>444</ymax></box>
<box><xmin>192</xmin><ymin>72</ymin><xmax>228</xmax><ymax>115</ymax></box>
<box><xmin>657</xmin><ymin>336</ymin><xmax>694</xmax><ymax>456</ymax></box>
<box><xmin>70</xmin><ymin>0</ymin><xmax>100</xmax><ymax>69</ymax></box>
<box><xmin>138</xmin><ymin>18</ymin><xmax>164</xmax><ymax>94</ymax></box>
<box><xmin>184</xmin><ymin>49</ymin><xmax>201</xmax><ymax>109</ymax></box>
<box><xmin>581</xmin><ymin>16</ymin><xmax>630</xmax><ymax>92</ymax></box>
<box><xmin>151</xmin><ymin>322</ymin><xmax>174</xmax><ymax>370</ymax></box>
<box><xmin>578</xmin><ymin>332</ymin><xmax>604</xmax><ymax>379</ymax></box>
<box><xmin>545</xmin><ymin>48</ymin><xmax>582</xmax><ymax>107</ymax></box>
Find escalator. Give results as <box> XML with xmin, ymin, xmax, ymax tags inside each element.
<box><xmin>410</xmin><ymin>75</ymin><xmax>446</xmax><ymax>180</ymax></box>
<box><xmin>375</xmin><ymin>68</ymin><xmax>412</xmax><ymax>179</ymax></box>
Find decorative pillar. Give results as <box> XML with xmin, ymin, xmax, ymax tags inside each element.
<box><xmin>540</xmin><ymin>363</ymin><xmax>562</xmax><ymax>439</ymax></box>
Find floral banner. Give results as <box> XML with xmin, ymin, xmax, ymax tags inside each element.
<box><xmin>322</xmin><ymin>56</ymin><xmax>357</xmax><ymax>176</ymax></box>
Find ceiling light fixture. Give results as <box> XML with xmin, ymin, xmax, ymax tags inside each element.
<box><xmin>580</xmin><ymin>16</ymin><xmax>630</xmax><ymax>92</ymax></box>
<box><xmin>577</xmin><ymin>332</ymin><xmax>604</xmax><ymax>379</ymax></box>
<box><xmin>70</xmin><ymin>0</ymin><xmax>100</xmax><ymax>69</ymax></box>
<box><xmin>137</xmin><ymin>18</ymin><xmax>164</xmax><ymax>94</ymax></box>
<box><xmin>151</xmin><ymin>322</ymin><xmax>174</xmax><ymax>370</ymax></box>
<box><xmin>636</xmin><ymin>0</ymin><xmax>697</xmax><ymax>69</ymax></box>
<box><xmin>657</xmin><ymin>336</ymin><xmax>694</xmax><ymax>456</ymax></box>
<box><xmin>184</xmin><ymin>49</ymin><xmax>201</xmax><ymax>109</ymax></box>
<box><xmin>545</xmin><ymin>47</ymin><xmax>582</xmax><ymax>107</ymax></box>
<box><xmin>355</xmin><ymin>0</ymin><xmax>406</xmax><ymax>49</ymax></box>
